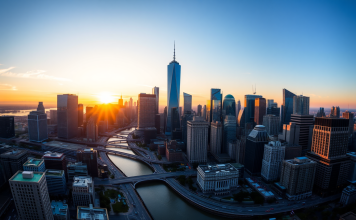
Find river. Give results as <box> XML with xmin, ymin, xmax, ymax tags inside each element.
<box><xmin>107</xmin><ymin>127</ymin><xmax>221</xmax><ymax>220</ymax></box>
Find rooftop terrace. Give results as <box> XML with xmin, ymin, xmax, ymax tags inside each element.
<box><xmin>24</xmin><ymin>158</ymin><xmax>43</xmax><ymax>167</ymax></box>
<box><xmin>10</xmin><ymin>171</ymin><xmax>43</xmax><ymax>182</ymax></box>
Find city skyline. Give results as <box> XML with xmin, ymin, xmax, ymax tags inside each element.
<box><xmin>1</xmin><ymin>1</ymin><xmax>356</xmax><ymax>108</ymax></box>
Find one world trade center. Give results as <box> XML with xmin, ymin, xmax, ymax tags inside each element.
<box><xmin>165</xmin><ymin>44</ymin><xmax>181</xmax><ymax>135</ymax></box>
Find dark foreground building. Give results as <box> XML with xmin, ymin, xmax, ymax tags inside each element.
<box><xmin>0</xmin><ymin>116</ymin><xmax>15</xmax><ymax>139</ymax></box>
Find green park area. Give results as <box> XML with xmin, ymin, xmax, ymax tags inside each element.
<box><xmin>95</xmin><ymin>187</ymin><xmax>129</xmax><ymax>213</ymax></box>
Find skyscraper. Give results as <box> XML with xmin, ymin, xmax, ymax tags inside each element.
<box><xmin>202</xmin><ymin>105</ymin><xmax>206</xmax><ymax>120</ymax></box>
<box><xmin>267</xmin><ymin>101</ymin><xmax>280</xmax><ymax>117</ymax></box>
<box><xmin>210</xmin><ymin>89</ymin><xmax>223</xmax><ymax>123</ymax></box>
<box><xmin>223</xmin><ymin>115</ymin><xmax>237</xmax><ymax>153</ymax></box>
<box><xmin>171</xmin><ymin>107</ymin><xmax>181</xmax><ymax>131</ymax></box>
<box><xmin>343</xmin><ymin>110</ymin><xmax>354</xmax><ymax>137</ymax></box>
<box><xmin>86</xmin><ymin>117</ymin><xmax>98</xmax><ymax>142</ymax></box>
<box><xmin>118</xmin><ymin>95</ymin><xmax>123</xmax><ymax>107</ymax></box>
<box><xmin>254</xmin><ymin>98</ymin><xmax>266</xmax><ymax>125</ymax></box>
<box><xmin>187</xmin><ymin>117</ymin><xmax>209</xmax><ymax>163</ymax></box>
<box><xmin>281</xmin><ymin>89</ymin><xmax>296</xmax><ymax>125</ymax></box>
<box><xmin>267</xmin><ymin>99</ymin><xmax>274</xmax><ymax>108</ymax></box>
<box><xmin>182</xmin><ymin>112</ymin><xmax>193</xmax><ymax>145</ymax></box>
<box><xmin>152</xmin><ymin>86</ymin><xmax>159</xmax><ymax>114</ymax></box>
<box><xmin>138</xmin><ymin>93</ymin><xmax>156</xmax><ymax>130</ymax></box>
<box><xmin>10</xmin><ymin>171</ymin><xmax>53</xmax><ymax>220</ymax></box>
<box><xmin>183</xmin><ymin>92</ymin><xmax>192</xmax><ymax>113</ymax></box>
<box><xmin>236</xmin><ymin>100</ymin><xmax>241</xmax><ymax>119</ymax></box>
<box><xmin>210</xmin><ymin>121</ymin><xmax>222</xmax><ymax>156</ymax></box>
<box><xmin>28</xmin><ymin>111</ymin><xmax>48</xmax><ymax>142</ymax></box>
<box><xmin>50</xmin><ymin>110</ymin><xmax>57</xmax><ymax>124</ymax></box>
<box><xmin>316</xmin><ymin>107</ymin><xmax>326</xmax><ymax>117</ymax></box>
<box><xmin>293</xmin><ymin>95</ymin><xmax>310</xmax><ymax>115</ymax></box>
<box><xmin>261</xmin><ymin>141</ymin><xmax>285</xmax><ymax>182</ymax></box>
<box><xmin>307</xmin><ymin>118</ymin><xmax>351</xmax><ymax>196</ymax></box>
<box><xmin>0</xmin><ymin>149</ymin><xmax>28</xmax><ymax>180</ymax></box>
<box><xmin>166</xmin><ymin>44</ymin><xmax>181</xmax><ymax>135</ymax></box>
<box><xmin>85</xmin><ymin>107</ymin><xmax>93</xmax><ymax>122</ymax></box>
<box><xmin>197</xmin><ymin>105</ymin><xmax>202</xmax><ymax>117</ymax></box>
<box><xmin>77</xmin><ymin>149</ymin><xmax>98</xmax><ymax>177</ymax></box>
<box><xmin>78</xmin><ymin>104</ymin><xmax>84</xmax><ymax>126</ymax></box>
<box><xmin>263</xmin><ymin>114</ymin><xmax>280</xmax><ymax>136</ymax></box>
<box><xmin>244</xmin><ymin>125</ymin><xmax>269</xmax><ymax>176</ymax></box>
<box><xmin>57</xmin><ymin>94</ymin><xmax>78</xmax><ymax>139</ymax></box>
<box><xmin>223</xmin><ymin>94</ymin><xmax>236</xmax><ymax>119</ymax></box>
<box><xmin>37</xmin><ymin>101</ymin><xmax>45</xmax><ymax>113</ymax></box>
<box><xmin>244</xmin><ymin>95</ymin><xmax>262</xmax><ymax>126</ymax></box>
<box><xmin>43</xmin><ymin>152</ymin><xmax>67</xmax><ymax>178</ymax></box>
<box><xmin>330</xmin><ymin>106</ymin><xmax>341</xmax><ymax>118</ymax></box>
<box><xmin>0</xmin><ymin>116</ymin><xmax>15</xmax><ymax>138</ymax></box>
<box><xmin>72</xmin><ymin>176</ymin><xmax>95</xmax><ymax>207</ymax></box>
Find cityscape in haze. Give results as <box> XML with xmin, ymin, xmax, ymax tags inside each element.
<box><xmin>1</xmin><ymin>1</ymin><xmax>356</xmax><ymax>220</ymax></box>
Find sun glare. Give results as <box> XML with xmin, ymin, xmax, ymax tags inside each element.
<box><xmin>98</xmin><ymin>92</ymin><xmax>115</xmax><ymax>104</ymax></box>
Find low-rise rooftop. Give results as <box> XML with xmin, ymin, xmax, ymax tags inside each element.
<box><xmin>24</xmin><ymin>158</ymin><xmax>44</xmax><ymax>167</ymax></box>
<box><xmin>73</xmin><ymin>176</ymin><xmax>92</xmax><ymax>187</ymax></box>
<box><xmin>10</xmin><ymin>171</ymin><xmax>43</xmax><ymax>182</ymax></box>
<box><xmin>45</xmin><ymin>169</ymin><xmax>64</xmax><ymax>176</ymax></box>
<box><xmin>43</xmin><ymin>151</ymin><xmax>64</xmax><ymax>158</ymax></box>
<box><xmin>51</xmin><ymin>200</ymin><xmax>68</xmax><ymax>217</ymax></box>
<box><xmin>199</xmin><ymin>163</ymin><xmax>238</xmax><ymax>173</ymax></box>
<box><xmin>77</xmin><ymin>204</ymin><xmax>108</xmax><ymax>220</ymax></box>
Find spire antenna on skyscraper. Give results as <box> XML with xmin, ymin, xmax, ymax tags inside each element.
<box><xmin>173</xmin><ymin>41</ymin><xmax>175</xmax><ymax>61</ymax></box>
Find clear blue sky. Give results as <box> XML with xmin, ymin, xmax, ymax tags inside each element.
<box><xmin>0</xmin><ymin>0</ymin><xmax>355</xmax><ymax>109</ymax></box>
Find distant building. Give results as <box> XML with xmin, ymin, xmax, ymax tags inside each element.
<box><xmin>77</xmin><ymin>149</ymin><xmax>98</xmax><ymax>177</ymax></box>
<box><xmin>183</xmin><ymin>92</ymin><xmax>192</xmax><ymax>113</ymax></box>
<box><xmin>138</xmin><ymin>93</ymin><xmax>156</xmax><ymax>130</ymax></box>
<box><xmin>293</xmin><ymin>95</ymin><xmax>309</xmax><ymax>115</ymax></box>
<box><xmin>284</xmin><ymin>144</ymin><xmax>302</xmax><ymax>160</ymax></box>
<box><xmin>85</xmin><ymin>107</ymin><xmax>93</xmax><ymax>123</ymax></box>
<box><xmin>261</xmin><ymin>141</ymin><xmax>285</xmax><ymax>182</ymax></box>
<box><xmin>165</xmin><ymin>140</ymin><xmax>183</xmax><ymax>162</ymax></box>
<box><xmin>307</xmin><ymin>118</ymin><xmax>351</xmax><ymax>196</ymax></box>
<box><xmin>57</xmin><ymin>94</ymin><xmax>78</xmax><ymax>139</ymax></box>
<box><xmin>77</xmin><ymin>204</ymin><xmax>109</xmax><ymax>220</ymax></box>
<box><xmin>197</xmin><ymin>164</ymin><xmax>239</xmax><ymax>194</ymax></box>
<box><xmin>254</xmin><ymin>98</ymin><xmax>266</xmax><ymax>125</ymax></box>
<box><xmin>279</xmin><ymin>122</ymin><xmax>300</xmax><ymax>146</ymax></box>
<box><xmin>223</xmin><ymin>115</ymin><xmax>237</xmax><ymax>153</ymax></box>
<box><xmin>197</xmin><ymin>105</ymin><xmax>202</xmax><ymax>117</ymax></box>
<box><xmin>152</xmin><ymin>86</ymin><xmax>159</xmax><ymax>115</ymax></box>
<box><xmin>187</xmin><ymin>116</ymin><xmax>209</xmax><ymax>163</ymax></box>
<box><xmin>210</xmin><ymin>89</ymin><xmax>223</xmax><ymax>123</ymax></box>
<box><xmin>223</xmin><ymin>94</ymin><xmax>236</xmax><ymax>120</ymax></box>
<box><xmin>279</xmin><ymin>157</ymin><xmax>316</xmax><ymax>200</ymax></box>
<box><xmin>267</xmin><ymin>105</ymin><xmax>280</xmax><ymax>117</ymax></box>
<box><xmin>72</xmin><ymin>176</ymin><xmax>95</xmax><ymax>207</ymax></box>
<box><xmin>51</xmin><ymin>200</ymin><xmax>69</xmax><ymax>220</ymax></box>
<box><xmin>155</xmin><ymin>114</ymin><xmax>161</xmax><ymax>134</ymax></box>
<box><xmin>244</xmin><ymin>125</ymin><xmax>269</xmax><ymax>176</ymax></box>
<box><xmin>263</xmin><ymin>114</ymin><xmax>280</xmax><ymax>136</ymax></box>
<box><xmin>67</xmin><ymin>162</ymin><xmax>88</xmax><ymax>181</ymax></box>
<box><xmin>244</xmin><ymin>95</ymin><xmax>262</xmax><ymax>126</ymax></box>
<box><xmin>237</xmin><ymin>108</ymin><xmax>245</xmax><ymax>128</ymax></box>
<box><xmin>228</xmin><ymin>140</ymin><xmax>239</xmax><ymax>162</ymax></box>
<box><xmin>347</xmin><ymin>152</ymin><xmax>356</xmax><ymax>184</ymax></box>
<box><xmin>28</xmin><ymin>111</ymin><xmax>48</xmax><ymax>142</ymax></box>
<box><xmin>316</xmin><ymin>107</ymin><xmax>326</xmax><ymax>117</ymax></box>
<box><xmin>290</xmin><ymin>114</ymin><xmax>314</xmax><ymax>154</ymax></box>
<box><xmin>23</xmin><ymin>158</ymin><xmax>46</xmax><ymax>172</ymax></box>
<box><xmin>10</xmin><ymin>171</ymin><xmax>53</xmax><ymax>220</ymax></box>
<box><xmin>210</xmin><ymin>121</ymin><xmax>222</xmax><ymax>157</ymax></box>
<box><xmin>340</xmin><ymin>185</ymin><xmax>356</xmax><ymax>206</ymax></box>
<box><xmin>281</xmin><ymin>88</ymin><xmax>296</xmax><ymax>125</ymax></box>
<box><xmin>37</xmin><ymin>101</ymin><xmax>45</xmax><ymax>113</ymax></box>
<box><xmin>0</xmin><ymin>116</ymin><xmax>15</xmax><ymax>138</ymax></box>
<box><xmin>236</xmin><ymin>100</ymin><xmax>241</xmax><ymax>120</ymax></box>
<box><xmin>330</xmin><ymin>106</ymin><xmax>340</xmax><ymax>118</ymax></box>
<box><xmin>45</xmin><ymin>170</ymin><xmax>67</xmax><ymax>196</ymax></box>
<box><xmin>181</xmin><ymin>112</ymin><xmax>193</xmax><ymax>145</ymax></box>
<box><xmin>78</xmin><ymin>104</ymin><xmax>84</xmax><ymax>127</ymax></box>
<box><xmin>86</xmin><ymin>117</ymin><xmax>98</xmax><ymax>142</ymax></box>
<box><xmin>0</xmin><ymin>149</ymin><xmax>28</xmax><ymax>180</ymax></box>
<box><xmin>343</xmin><ymin>110</ymin><xmax>354</xmax><ymax>137</ymax></box>
<box><xmin>50</xmin><ymin>110</ymin><xmax>58</xmax><ymax>124</ymax></box>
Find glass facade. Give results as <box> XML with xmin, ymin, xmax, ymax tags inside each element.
<box><xmin>57</xmin><ymin>94</ymin><xmax>78</xmax><ymax>139</ymax></box>
<box><xmin>183</xmin><ymin>92</ymin><xmax>192</xmax><ymax>114</ymax></box>
<box><xmin>165</xmin><ymin>58</ymin><xmax>181</xmax><ymax>134</ymax></box>
<box><xmin>211</xmin><ymin>89</ymin><xmax>222</xmax><ymax>123</ymax></box>
<box><xmin>282</xmin><ymin>89</ymin><xmax>296</xmax><ymax>124</ymax></box>
<box><xmin>223</xmin><ymin>94</ymin><xmax>236</xmax><ymax>119</ymax></box>
<box><xmin>244</xmin><ymin>95</ymin><xmax>262</xmax><ymax>125</ymax></box>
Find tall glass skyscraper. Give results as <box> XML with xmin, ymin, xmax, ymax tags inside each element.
<box><xmin>244</xmin><ymin>95</ymin><xmax>262</xmax><ymax>125</ymax></box>
<box><xmin>223</xmin><ymin>94</ymin><xmax>236</xmax><ymax>118</ymax></box>
<box><xmin>57</xmin><ymin>94</ymin><xmax>78</xmax><ymax>139</ymax></box>
<box><xmin>166</xmin><ymin>45</ymin><xmax>181</xmax><ymax>135</ymax></box>
<box><xmin>183</xmin><ymin>92</ymin><xmax>192</xmax><ymax>113</ymax></box>
<box><xmin>281</xmin><ymin>89</ymin><xmax>296</xmax><ymax>125</ymax></box>
<box><xmin>210</xmin><ymin>89</ymin><xmax>222</xmax><ymax>123</ymax></box>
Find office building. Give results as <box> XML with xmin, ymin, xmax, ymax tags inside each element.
<box><xmin>281</xmin><ymin>89</ymin><xmax>296</xmax><ymax>125</ymax></box>
<box><xmin>197</xmin><ymin>164</ymin><xmax>239</xmax><ymax>194</ymax></box>
<box><xmin>67</xmin><ymin>162</ymin><xmax>88</xmax><ymax>181</ymax></box>
<box><xmin>86</xmin><ymin>117</ymin><xmax>98</xmax><ymax>142</ymax></box>
<box><xmin>57</xmin><ymin>94</ymin><xmax>78</xmax><ymax>139</ymax></box>
<box><xmin>228</xmin><ymin>140</ymin><xmax>241</xmax><ymax>162</ymax></box>
<box><xmin>72</xmin><ymin>176</ymin><xmax>95</xmax><ymax>207</ymax></box>
<box><xmin>50</xmin><ymin>110</ymin><xmax>58</xmax><ymax>124</ymax></box>
<box><xmin>223</xmin><ymin>115</ymin><xmax>237</xmax><ymax>153</ymax></box>
<box><xmin>236</xmin><ymin>100</ymin><xmax>241</xmax><ymax>120</ymax></box>
<box><xmin>330</xmin><ymin>106</ymin><xmax>340</xmax><ymax>118</ymax></box>
<box><xmin>244</xmin><ymin>125</ymin><xmax>269</xmax><ymax>176</ymax></box>
<box><xmin>316</xmin><ymin>107</ymin><xmax>326</xmax><ymax>117</ymax></box>
<box><xmin>187</xmin><ymin>116</ymin><xmax>209</xmax><ymax>163</ymax></box>
<box><xmin>78</xmin><ymin>104</ymin><xmax>83</xmax><ymax>126</ymax></box>
<box><xmin>202</xmin><ymin>105</ymin><xmax>207</xmax><ymax>120</ymax></box>
<box><xmin>0</xmin><ymin>149</ymin><xmax>28</xmax><ymax>180</ymax></box>
<box><xmin>152</xmin><ymin>86</ymin><xmax>159</xmax><ymax>115</ymax></box>
<box><xmin>37</xmin><ymin>102</ymin><xmax>45</xmax><ymax>113</ymax></box>
<box><xmin>254</xmin><ymin>98</ymin><xmax>266</xmax><ymax>125</ymax></box>
<box><xmin>210</xmin><ymin>89</ymin><xmax>223</xmax><ymax>123</ymax></box>
<box><xmin>0</xmin><ymin>116</ymin><xmax>15</xmax><ymax>138</ymax></box>
<box><xmin>51</xmin><ymin>200</ymin><xmax>69</xmax><ymax>220</ymax></box>
<box><xmin>307</xmin><ymin>118</ymin><xmax>351</xmax><ymax>196</ymax></box>
<box><xmin>197</xmin><ymin>105</ymin><xmax>202</xmax><ymax>117</ymax></box>
<box><xmin>77</xmin><ymin>204</ymin><xmax>109</xmax><ymax>220</ymax></box>
<box><xmin>155</xmin><ymin>114</ymin><xmax>161</xmax><ymax>134</ymax></box>
<box><xmin>45</xmin><ymin>170</ymin><xmax>67</xmax><ymax>196</ymax></box>
<box><xmin>237</xmin><ymin>108</ymin><xmax>245</xmax><ymax>128</ymax></box>
<box><xmin>343</xmin><ymin>110</ymin><xmax>354</xmax><ymax>137</ymax></box>
<box><xmin>166</xmin><ymin>45</ymin><xmax>181</xmax><ymax>134</ymax></box>
<box><xmin>244</xmin><ymin>95</ymin><xmax>262</xmax><ymax>125</ymax></box>
<box><xmin>347</xmin><ymin>152</ymin><xmax>356</xmax><ymax>183</ymax></box>
<box><xmin>210</xmin><ymin>121</ymin><xmax>222</xmax><ymax>156</ymax></box>
<box><xmin>263</xmin><ymin>114</ymin><xmax>280</xmax><ymax>136</ymax></box>
<box><xmin>284</xmin><ymin>145</ymin><xmax>302</xmax><ymax>159</ymax></box>
<box><xmin>261</xmin><ymin>141</ymin><xmax>285</xmax><ymax>182</ymax></box>
<box><xmin>138</xmin><ymin>93</ymin><xmax>156</xmax><ymax>130</ymax></box>
<box><xmin>279</xmin><ymin>157</ymin><xmax>317</xmax><ymax>200</ymax></box>
<box><xmin>85</xmin><ymin>107</ymin><xmax>93</xmax><ymax>123</ymax></box>
<box><xmin>279</xmin><ymin>122</ymin><xmax>300</xmax><ymax>145</ymax></box>
<box><xmin>10</xmin><ymin>171</ymin><xmax>53</xmax><ymax>220</ymax></box>
<box><xmin>267</xmin><ymin>100</ymin><xmax>280</xmax><ymax>117</ymax></box>
<box><xmin>183</xmin><ymin>92</ymin><xmax>192</xmax><ymax>113</ymax></box>
<box><xmin>28</xmin><ymin>111</ymin><xmax>48</xmax><ymax>142</ymax></box>
<box><xmin>340</xmin><ymin>185</ymin><xmax>356</xmax><ymax>206</ymax></box>
<box><xmin>182</xmin><ymin>112</ymin><xmax>193</xmax><ymax>145</ymax></box>
<box><xmin>293</xmin><ymin>95</ymin><xmax>310</xmax><ymax>115</ymax></box>
<box><xmin>43</xmin><ymin>152</ymin><xmax>67</xmax><ymax>175</ymax></box>
<box><xmin>23</xmin><ymin>158</ymin><xmax>46</xmax><ymax>172</ymax></box>
<box><xmin>165</xmin><ymin>140</ymin><xmax>183</xmax><ymax>162</ymax></box>
<box><xmin>290</xmin><ymin>114</ymin><xmax>314</xmax><ymax>153</ymax></box>
<box><xmin>77</xmin><ymin>149</ymin><xmax>98</xmax><ymax>177</ymax></box>
<box><xmin>223</xmin><ymin>94</ymin><xmax>236</xmax><ymax>119</ymax></box>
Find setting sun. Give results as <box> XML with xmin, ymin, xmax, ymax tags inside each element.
<box><xmin>98</xmin><ymin>92</ymin><xmax>115</xmax><ymax>104</ymax></box>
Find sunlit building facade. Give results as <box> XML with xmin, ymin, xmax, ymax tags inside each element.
<box><xmin>281</xmin><ymin>89</ymin><xmax>296</xmax><ymax>125</ymax></box>
<box><xmin>211</xmin><ymin>89</ymin><xmax>222</xmax><ymax>123</ymax></box>
<box><xmin>244</xmin><ymin>95</ymin><xmax>262</xmax><ymax>126</ymax></box>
